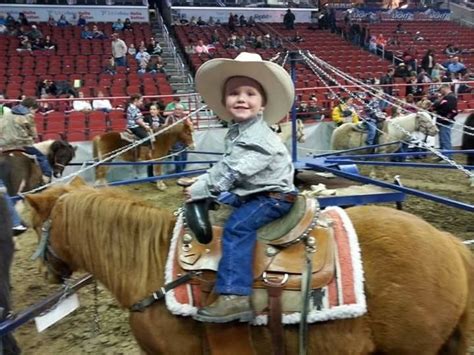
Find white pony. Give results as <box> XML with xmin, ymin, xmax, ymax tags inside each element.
<box><xmin>274</xmin><ymin>119</ymin><xmax>306</xmax><ymax>143</ymax></box>
<box><xmin>331</xmin><ymin>112</ymin><xmax>438</xmax><ymax>153</ymax></box>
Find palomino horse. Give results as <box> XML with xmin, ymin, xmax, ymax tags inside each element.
<box><xmin>0</xmin><ymin>186</ymin><xmax>21</xmax><ymax>355</ymax></box>
<box><xmin>331</xmin><ymin>112</ymin><xmax>438</xmax><ymax>153</ymax></box>
<box><xmin>0</xmin><ymin>140</ymin><xmax>76</xmax><ymax>195</ymax></box>
<box><xmin>92</xmin><ymin>121</ymin><xmax>195</xmax><ymax>191</ymax></box>
<box><xmin>26</xmin><ymin>178</ymin><xmax>473</xmax><ymax>354</ymax></box>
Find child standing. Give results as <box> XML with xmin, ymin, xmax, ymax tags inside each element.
<box><xmin>186</xmin><ymin>52</ymin><xmax>297</xmax><ymax>323</ymax></box>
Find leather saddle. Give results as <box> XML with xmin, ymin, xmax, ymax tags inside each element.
<box><xmin>120</xmin><ymin>130</ymin><xmax>140</xmax><ymax>143</ymax></box>
<box><xmin>177</xmin><ymin>196</ymin><xmax>336</xmax><ymax>291</ymax></box>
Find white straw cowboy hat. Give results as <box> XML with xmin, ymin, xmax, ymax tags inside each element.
<box><xmin>195</xmin><ymin>52</ymin><xmax>295</xmax><ymax>124</ymax></box>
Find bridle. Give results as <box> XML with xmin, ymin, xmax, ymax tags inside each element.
<box><xmin>31</xmin><ymin>220</ymin><xmax>72</xmax><ymax>282</ymax></box>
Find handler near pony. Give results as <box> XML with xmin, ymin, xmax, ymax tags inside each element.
<box><xmin>185</xmin><ymin>52</ymin><xmax>297</xmax><ymax>323</ymax></box>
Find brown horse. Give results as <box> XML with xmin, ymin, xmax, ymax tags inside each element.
<box><xmin>92</xmin><ymin>121</ymin><xmax>195</xmax><ymax>190</ymax></box>
<box><xmin>26</xmin><ymin>179</ymin><xmax>473</xmax><ymax>354</ymax></box>
<box><xmin>0</xmin><ymin>140</ymin><xmax>76</xmax><ymax>195</ymax></box>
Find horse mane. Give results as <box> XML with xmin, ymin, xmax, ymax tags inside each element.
<box><xmin>34</xmin><ymin>139</ymin><xmax>54</xmax><ymax>155</ymax></box>
<box><xmin>53</xmin><ymin>188</ymin><xmax>175</xmax><ymax>306</ymax></box>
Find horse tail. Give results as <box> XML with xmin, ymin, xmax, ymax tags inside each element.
<box><xmin>439</xmin><ymin>235</ymin><xmax>474</xmax><ymax>354</ymax></box>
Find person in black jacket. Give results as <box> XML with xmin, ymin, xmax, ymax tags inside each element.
<box><xmin>283</xmin><ymin>9</ymin><xmax>296</xmax><ymax>30</ymax></box>
<box><xmin>432</xmin><ymin>84</ymin><xmax>457</xmax><ymax>158</ymax></box>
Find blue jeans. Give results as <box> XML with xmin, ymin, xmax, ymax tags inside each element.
<box><xmin>364</xmin><ymin>121</ymin><xmax>377</xmax><ymax>146</ymax></box>
<box><xmin>114</xmin><ymin>56</ymin><xmax>127</xmax><ymax>67</ymax></box>
<box><xmin>0</xmin><ymin>180</ymin><xmax>21</xmax><ymax>227</ymax></box>
<box><xmin>171</xmin><ymin>142</ymin><xmax>187</xmax><ymax>173</ymax></box>
<box><xmin>437</xmin><ymin>124</ymin><xmax>452</xmax><ymax>156</ymax></box>
<box><xmin>216</xmin><ymin>194</ymin><xmax>294</xmax><ymax>295</ymax></box>
<box><xmin>23</xmin><ymin>146</ymin><xmax>52</xmax><ymax>177</ymax></box>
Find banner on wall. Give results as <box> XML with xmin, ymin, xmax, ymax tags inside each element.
<box><xmin>171</xmin><ymin>7</ymin><xmax>313</xmax><ymax>23</ymax></box>
<box><xmin>335</xmin><ymin>7</ymin><xmax>451</xmax><ymax>21</ymax></box>
<box><xmin>0</xmin><ymin>5</ymin><xmax>149</xmax><ymax>23</ymax></box>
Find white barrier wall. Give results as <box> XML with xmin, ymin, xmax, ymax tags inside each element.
<box><xmin>171</xmin><ymin>7</ymin><xmax>313</xmax><ymax>23</ymax></box>
<box><xmin>0</xmin><ymin>5</ymin><xmax>149</xmax><ymax>23</ymax></box>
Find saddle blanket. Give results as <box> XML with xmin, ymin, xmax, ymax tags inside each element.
<box><xmin>164</xmin><ymin>206</ymin><xmax>367</xmax><ymax>325</ymax></box>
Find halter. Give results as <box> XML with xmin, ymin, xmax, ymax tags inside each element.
<box><xmin>31</xmin><ymin>220</ymin><xmax>72</xmax><ymax>281</ymax></box>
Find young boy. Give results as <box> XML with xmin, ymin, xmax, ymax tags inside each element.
<box><xmin>185</xmin><ymin>52</ymin><xmax>297</xmax><ymax>323</ymax></box>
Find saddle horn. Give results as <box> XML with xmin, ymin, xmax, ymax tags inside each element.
<box><xmin>184</xmin><ymin>198</ymin><xmax>218</xmax><ymax>245</ymax></box>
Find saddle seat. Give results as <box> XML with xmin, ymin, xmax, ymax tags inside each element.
<box><xmin>177</xmin><ymin>196</ymin><xmax>336</xmax><ymax>291</ymax></box>
<box><xmin>120</xmin><ymin>130</ymin><xmax>140</xmax><ymax>143</ymax></box>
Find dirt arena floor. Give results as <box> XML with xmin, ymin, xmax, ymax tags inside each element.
<box><xmin>9</xmin><ymin>158</ymin><xmax>474</xmax><ymax>354</ymax></box>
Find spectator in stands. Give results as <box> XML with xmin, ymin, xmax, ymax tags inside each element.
<box><xmin>402</xmin><ymin>94</ymin><xmax>418</xmax><ymax>113</ymax></box>
<box><xmin>164</xmin><ymin>103</ymin><xmax>188</xmax><ymax>173</ymax></box>
<box><xmin>164</xmin><ymin>96</ymin><xmax>188</xmax><ymax>116</ymax></box>
<box><xmin>38</xmin><ymin>94</ymin><xmax>55</xmax><ymax>115</ymax></box>
<box><xmin>406</xmin><ymin>75</ymin><xmax>423</xmax><ymax>99</ymax></box>
<box><xmin>307</xmin><ymin>96</ymin><xmax>324</xmax><ymax>120</ymax></box>
<box><xmin>0</xmin><ymin>23</ymin><xmax>6</xmax><ymax>35</ymax></box>
<box><xmin>195</xmin><ymin>39</ymin><xmax>212</xmax><ymax>58</ymax></box>
<box><xmin>197</xmin><ymin>17</ymin><xmax>207</xmax><ymax>26</ymax></box>
<box><xmin>402</xmin><ymin>46</ymin><xmax>418</xmax><ymax>72</ymax></box>
<box><xmin>43</xmin><ymin>35</ymin><xmax>55</xmax><ymax>50</ymax></box>
<box><xmin>47</xmin><ymin>15</ymin><xmax>56</xmax><ymax>27</ymax></box>
<box><xmin>16</xmin><ymin>36</ymin><xmax>32</xmax><ymax>52</ymax></box>
<box><xmin>18</xmin><ymin>12</ymin><xmax>28</xmax><ymax>26</ymax></box>
<box><xmin>376</xmin><ymin>33</ymin><xmax>387</xmax><ymax>48</ymax></box>
<box><xmin>239</xmin><ymin>15</ymin><xmax>247</xmax><ymax>27</ymax></box>
<box><xmin>27</xmin><ymin>25</ymin><xmax>43</xmax><ymax>41</ymax></box>
<box><xmin>394</xmin><ymin>22</ymin><xmax>407</xmax><ymax>34</ymax></box>
<box><xmin>379</xmin><ymin>67</ymin><xmax>395</xmax><ymax>110</ymax></box>
<box><xmin>283</xmin><ymin>9</ymin><xmax>296</xmax><ymax>30</ymax></box>
<box><xmin>104</xmin><ymin>56</ymin><xmax>116</xmax><ymax>75</ymax></box>
<box><xmin>421</xmin><ymin>49</ymin><xmax>436</xmax><ymax>76</ymax></box>
<box><xmin>147</xmin><ymin>38</ymin><xmax>162</xmax><ymax>55</ymax></box>
<box><xmin>77</xmin><ymin>14</ymin><xmax>86</xmax><ymax>27</ymax></box>
<box><xmin>37</xmin><ymin>79</ymin><xmax>56</xmax><ymax>97</ymax></box>
<box><xmin>431</xmin><ymin>63</ymin><xmax>445</xmax><ymax>81</ymax></box>
<box><xmin>297</xmin><ymin>101</ymin><xmax>310</xmax><ymax>120</ymax></box>
<box><xmin>228</xmin><ymin>13</ymin><xmax>236</xmax><ymax>32</ymax></box>
<box><xmin>417</xmin><ymin>95</ymin><xmax>432</xmax><ymax>111</ymax></box>
<box><xmin>363</xmin><ymin>94</ymin><xmax>385</xmax><ymax>146</ymax></box>
<box><xmin>432</xmin><ymin>84</ymin><xmax>458</xmax><ymax>158</ymax></box>
<box><xmin>208</xmin><ymin>17</ymin><xmax>215</xmax><ymax>26</ymax></box>
<box><xmin>123</xmin><ymin>18</ymin><xmax>133</xmax><ymax>32</ymax></box>
<box><xmin>189</xmin><ymin>16</ymin><xmax>197</xmax><ymax>26</ymax></box>
<box><xmin>428</xmin><ymin>77</ymin><xmax>442</xmax><ymax>99</ymax></box>
<box><xmin>112</xmin><ymin>18</ymin><xmax>124</xmax><ymax>32</ymax></box>
<box><xmin>247</xmin><ymin>16</ymin><xmax>256</xmax><ymax>27</ymax></box>
<box><xmin>457</xmin><ymin>73</ymin><xmax>472</xmax><ymax>94</ymax></box>
<box><xmin>31</xmin><ymin>38</ymin><xmax>43</xmax><ymax>51</ymax></box>
<box><xmin>446</xmin><ymin>56</ymin><xmax>466</xmax><ymax>75</ymax></box>
<box><xmin>111</xmin><ymin>33</ymin><xmax>128</xmax><ymax>67</ymax></box>
<box><xmin>73</xmin><ymin>91</ymin><xmax>92</xmax><ymax>113</ymax></box>
<box><xmin>263</xmin><ymin>34</ymin><xmax>272</xmax><ymax>49</ymax></box>
<box><xmin>413</xmin><ymin>31</ymin><xmax>425</xmax><ymax>42</ymax></box>
<box><xmin>92</xmin><ymin>90</ymin><xmax>113</xmax><ymax>112</ymax></box>
<box><xmin>211</xmin><ymin>29</ymin><xmax>220</xmax><ymax>45</ymax></box>
<box><xmin>135</xmin><ymin>46</ymin><xmax>151</xmax><ymax>66</ymax></box>
<box><xmin>57</xmin><ymin>15</ymin><xmax>70</xmax><ymax>28</ymax></box>
<box><xmin>92</xmin><ymin>25</ymin><xmax>106</xmax><ymax>39</ymax></box>
<box><xmin>155</xmin><ymin>56</ymin><xmax>166</xmax><ymax>73</ymax></box>
<box><xmin>444</xmin><ymin>44</ymin><xmax>460</xmax><ymax>56</ymax></box>
<box><xmin>368</xmin><ymin>35</ymin><xmax>377</xmax><ymax>53</ymax></box>
<box><xmin>332</xmin><ymin>97</ymin><xmax>359</xmax><ymax>126</ymax></box>
<box><xmin>394</xmin><ymin>62</ymin><xmax>409</xmax><ymax>78</ymax></box>
<box><xmin>137</xmin><ymin>61</ymin><xmax>148</xmax><ymax>75</ymax></box>
<box><xmin>81</xmin><ymin>25</ymin><xmax>93</xmax><ymax>40</ymax></box>
<box><xmin>128</xmin><ymin>43</ymin><xmax>137</xmax><ymax>56</ymax></box>
<box><xmin>291</xmin><ymin>31</ymin><xmax>303</xmax><ymax>43</ymax></box>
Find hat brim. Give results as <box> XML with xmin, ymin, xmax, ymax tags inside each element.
<box><xmin>195</xmin><ymin>58</ymin><xmax>295</xmax><ymax>124</ymax></box>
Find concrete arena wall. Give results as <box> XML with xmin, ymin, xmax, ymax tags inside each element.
<box><xmin>62</xmin><ymin>117</ymin><xmax>467</xmax><ymax>184</ymax></box>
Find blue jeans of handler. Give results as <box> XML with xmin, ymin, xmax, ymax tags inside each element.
<box><xmin>23</xmin><ymin>146</ymin><xmax>52</xmax><ymax>177</ymax></box>
<box><xmin>216</xmin><ymin>194</ymin><xmax>294</xmax><ymax>295</ymax></box>
<box><xmin>437</xmin><ymin>124</ymin><xmax>453</xmax><ymax>157</ymax></box>
<box><xmin>171</xmin><ymin>142</ymin><xmax>187</xmax><ymax>173</ymax></box>
<box><xmin>364</xmin><ymin>121</ymin><xmax>377</xmax><ymax>146</ymax></box>
<box><xmin>0</xmin><ymin>179</ymin><xmax>21</xmax><ymax>227</ymax></box>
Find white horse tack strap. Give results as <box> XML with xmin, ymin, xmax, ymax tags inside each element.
<box><xmin>31</xmin><ymin>220</ymin><xmax>51</xmax><ymax>261</ymax></box>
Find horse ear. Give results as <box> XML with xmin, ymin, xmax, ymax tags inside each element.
<box><xmin>25</xmin><ymin>194</ymin><xmax>58</xmax><ymax>221</ymax></box>
<box><xmin>69</xmin><ymin>176</ymin><xmax>86</xmax><ymax>187</ymax></box>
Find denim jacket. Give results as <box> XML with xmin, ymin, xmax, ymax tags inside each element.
<box><xmin>189</xmin><ymin>116</ymin><xmax>295</xmax><ymax>201</ymax></box>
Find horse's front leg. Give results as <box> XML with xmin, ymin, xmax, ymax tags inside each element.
<box><xmin>153</xmin><ymin>163</ymin><xmax>167</xmax><ymax>191</ymax></box>
<box><xmin>94</xmin><ymin>165</ymin><xmax>109</xmax><ymax>186</ymax></box>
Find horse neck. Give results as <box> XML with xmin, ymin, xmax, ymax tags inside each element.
<box><xmin>152</xmin><ymin>128</ymin><xmax>182</xmax><ymax>158</ymax></box>
<box><xmin>386</xmin><ymin>115</ymin><xmax>415</xmax><ymax>140</ymax></box>
<box><xmin>33</xmin><ymin>140</ymin><xmax>54</xmax><ymax>155</ymax></box>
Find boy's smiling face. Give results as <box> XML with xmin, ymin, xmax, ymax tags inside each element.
<box><xmin>224</xmin><ymin>76</ymin><xmax>266</xmax><ymax>123</ymax></box>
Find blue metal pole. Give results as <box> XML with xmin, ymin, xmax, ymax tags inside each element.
<box><xmin>328</xmin><ymin>150</ymin><xmax>474</xmax><ymax>160</ymax></box>
<box><xmin>306</xmin><ymin>163</ymin><xmax>474</xmax><ymax>212</ymax></box>
<box><xmin>313</xmin><ymin>141</ymin><xmax>402</xmax><ymax>158</ymax></box>
<box><xmin>68</xmin><ymin>160</ymin><xmax>218</xmax><ymax>166</ymax></box>
<box><xmin>324</xmin><ymin>160</ymin><xmax>474</xmax><ymax>170</ymax></box>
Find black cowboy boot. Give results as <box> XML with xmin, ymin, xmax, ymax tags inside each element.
<box><xmin>193</xmin><ymin>295</ymin><xmax>253</xmax><ymax>323</ymax></box>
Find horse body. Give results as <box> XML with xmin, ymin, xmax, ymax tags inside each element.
<box><xmin>462</xmin><ymin>113</ymin><xmax>474</xmax><ymax>166</ymax></box>
<box><xmin>26</xmin><ymin>182</ymin><xmax>473</xmax><ymax>354</ymax></box>
<box><xmin>0</xmin><ymin>140</ymin><xmax>76</xmax><ymax>195</ymax></box>
<box><xmin>0</xmin><ymin>189</ymin><xmax>21</xmax><ymax>355</ymax></box>
<box><xmin>92</xmin><ymin>122</ymin><xmax>195</xmax><ymax>190</ymax></box>
<box><xmin>276</xmin><ymin>119</ymin><xmax>305</xmax><ymax>144</ymax></box>
<box><xmin>331</xmin><ymin>112</ymin><xmax>438</xmax><ymax>153</ymax></box>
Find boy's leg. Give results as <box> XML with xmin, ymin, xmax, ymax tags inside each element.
<box><xmin>365</xmin><ymin>122</ymin><xmax>377</xmax><ymax>146</ymax></box>
<box><xmin>22</xmin><ymin>146</ymin><xmax>53</xmax><ymax>179</ymax></box>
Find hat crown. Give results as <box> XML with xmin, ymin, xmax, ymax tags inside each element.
<box><xmin>234</xmin><ymin>52</ymin><xmax>263</xmax><ymax>63</ymax></box>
